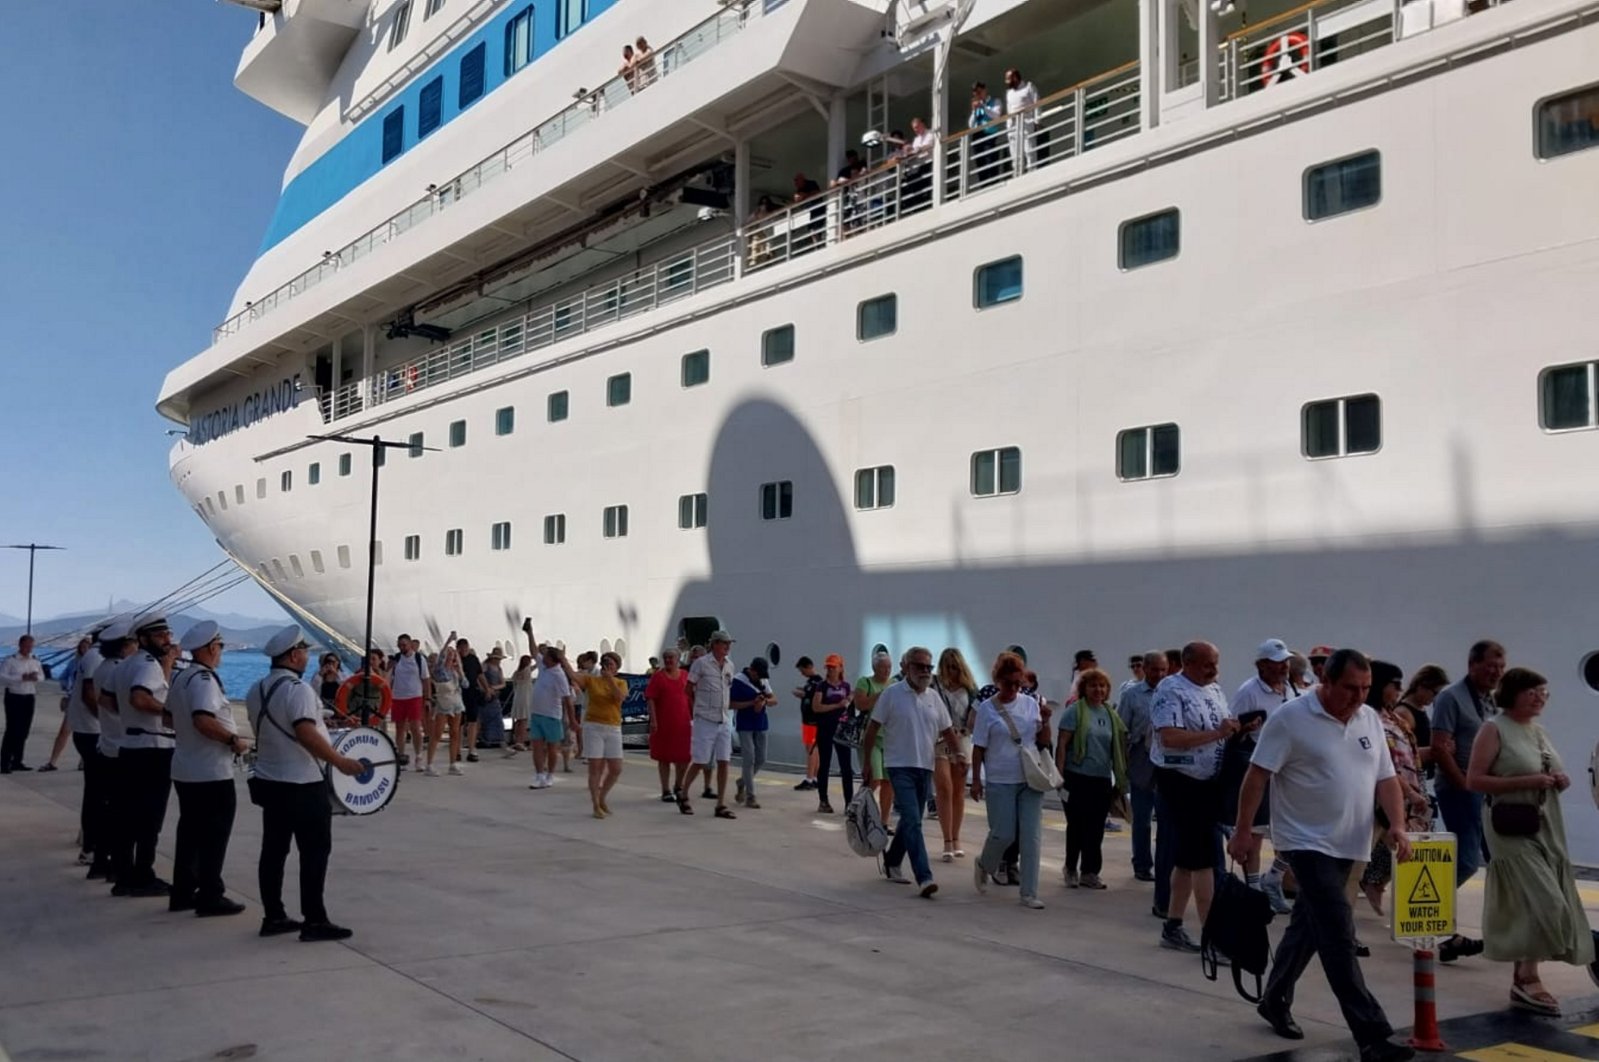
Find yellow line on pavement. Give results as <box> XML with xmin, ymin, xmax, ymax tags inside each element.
<box><xmin>1568</xmin><ymin>1023</ymin><xmax>1599</xmax><ymax>1041</ymax></box>
<box><xmin>1459</xmin><ymin>1044</ymin><xmax>1594</xmax><ymax>1061</ymax></box>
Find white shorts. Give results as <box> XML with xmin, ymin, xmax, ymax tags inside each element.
<box><xmin>582</xmin><ymin>722</ymin><xmax>623</xmax><ymax>760</ymax></box>
<box><xmin>691</xmin><ymin>718</ymin><xmax>732</xmax><ymax>764</ymax></box>
<box><xmin>433</xmin><ymin>684</ymin><xmax>464</xmax><ymax>716</ymax></box>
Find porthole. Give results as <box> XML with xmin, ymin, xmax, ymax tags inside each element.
<box><xmin>1582</xmin><ymin>652</ymin><xmax>1599</xmax><ymax>694</ymax></box>
<box><xmin>614</xmin><ymin>638</ymin><xmax>628</xmax><ymax>664</ymax></box>
<box><xmin>600</xmin><ymin>638</ymin><xmax>612</xmax><ymax>655</ymax></box>
<box><xmin>766</xmin><ymin>642</ymin><xmax>781</xmax><ymax>667</ymax></box>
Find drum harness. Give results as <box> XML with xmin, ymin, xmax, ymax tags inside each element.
<box><xmin>244</xmin><ymin>676</ymin><xmax>299</xmax><ymax>801</ymax></box>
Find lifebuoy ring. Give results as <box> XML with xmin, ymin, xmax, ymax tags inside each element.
<box><xmin>1261</xmin><ymin>32</ymin><xmax>1310</xmax><ymax>87</ymax></box>
<box><xmin>404</xmin><ymin>365</ymin><xmax>418</xmax><ymax>391</ymax></box>
<box><xmin>334</xmin><ymin>671</ymin><xmax>392</xmax><ymax>723</ymax></box>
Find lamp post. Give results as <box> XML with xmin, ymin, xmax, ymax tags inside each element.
<box><xmin>306</xmin><ymin>435</ymin><xmax>437</xmax><ymax>723</ymax></box>
<box><xmin>3</xmin><ymin>544</ymin><xmax>65</xmax><ymax>635</ymax></box>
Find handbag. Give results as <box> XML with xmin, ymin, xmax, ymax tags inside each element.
<box><xmin>1202</xmin><ymin>869</ymin><xmax>1276</xmax><ymax>1003</ymax></box>
<box><xmin>833</xmin><ymin>708</ymin><xmax>864</xmax><ymax>750</ymax></box>
<box><xmin>1488</xmin><ymin>726</ymin><xmax>1551</xmax><ymax>837</ymax></box>
<box><xmin>996</xmin><ymin>699</ymin><xmax>1063</xmax><ymax>792</ymax></box>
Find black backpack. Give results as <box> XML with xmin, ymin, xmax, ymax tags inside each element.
<box><xmin>1201</xmin><ymin>870</ymin><xmax>1276</xmax><ymax>1002</ymax></box>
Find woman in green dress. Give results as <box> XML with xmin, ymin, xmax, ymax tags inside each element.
<box><xmin>1467</xmin><ymin>666</ymin><xmax>1593</xmax><ymax>1015</ymax></box>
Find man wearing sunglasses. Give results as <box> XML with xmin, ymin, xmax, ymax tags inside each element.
<box><xmin>168</xmin><ymin>621</ymin><xmax>249</xmax><ymax>917</ymax></box>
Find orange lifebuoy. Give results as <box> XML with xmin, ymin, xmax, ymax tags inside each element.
<box><xmin>404</xmin><ymin>365</ymin><xmax>418</xmax><ymax>391</ymax></box>
<box><xmin>1261</xmin><ymin>32</ymin><xmax>1310</xmax><ymax>87</ymax></box>
<box><xmin>334</xmin><ymin>671</ymin><xmax>392</xmax><ymax>723</ymax></box>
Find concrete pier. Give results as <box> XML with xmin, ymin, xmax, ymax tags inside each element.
<box><xmin>2</xmin><ymin>709</ymin><xmax>1597</xmax><ymax>1061</ymax></box>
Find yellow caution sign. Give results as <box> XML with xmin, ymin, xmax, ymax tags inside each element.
<box><xmin>1393</xmin><ymin>832</ymin><xmax>1457</xmax><ymax>943</ymax></box>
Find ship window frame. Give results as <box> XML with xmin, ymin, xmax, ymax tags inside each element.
<box><xmin>543</xmin><ymin>513</ymin><xmax>566</xmax><ymax>544</ymax></box>
<box><xmin>280</xmin><ymin>469</ymin><xmax>293</xmax><ymax>493</ymax></box>
<box><xmin>459</xmin><ymin>42</ymin><xmax>487</xmax><ymax>109</ymax></box>
<box><xmin>548</xmin><ymin>390</ymin><xmax>569</xmax><ymax>422</ymax></box>
<box><xmin>308</xmin><ymin>462</ymin><xmax>321</xmax><ymax>486</ymax></box>
<box><xmin>504</xmin><ymin>5</ymin><xmax>535</xmax><ymax>77</ymax></box>
<box><xmin>854</xmin><ymin>465</ymin><xmax>896</xmax><ymax>511</ymax></box>
<box><xmin>970</xmin><ymin>447</ymin><xmax>1022</xmax><ymax>497</ymax></box>
<box><xmin>424</xmin><ymin>0</ymin><xmax>446</xmax><ymax>19</ymax></box>
<box><xmin>310</xmin><ymin>550</ymin><xmax>325</xmax><ymax>574</ymax></box>
<box><xmin>1301</xmin><ymin>393</ymin><xmax>1382</xmax><ymax>459</ymax></box>
<box><xmin>418</xmin><ymin>76</ymin><xmax>444</xmax><ymax>139</ymax></box>
<box><xmin>387</xmin><ymin>0</ymin><xmax>413</xmax><ymax>51</ymax></box>
<box><xmin>678</xmin><ymin>492</ymin><xmax>708</xmax><ymax>530</ymax></box>
<box><xmin>381</xmin><ymin>106</ymin><xmax>405</xmax><ymax>164</ymax></box>
<box><xmin>557</xmin><ymin>0</ymin><xmax>587</xmax><ymax>38</ymax></box>
<box><xmin>339</xmin><ymin>453</ymin><xmax>352</xmax><ymax>477</ymax></box>
<box><xmin>606</xmin><ymin>372</ymin><xmax>632</xmax><ymax>408</ymax></box>
<box><xmin>495</xmin><ymin>406</ymin><xmax>515</xmax><ymax>435</ymax></box>
<box><xmin>444</xmin><ymin>528</ymin><xmax>464</xmax><ymax>556</ymax></box>
<box><xmin>256</xmin><ymin>478</ymin><xmax>267</xmax><ymax>500</ymax></box>
<box><xmin>1116</xmin><ymin>423</ymin><xmax>1182</xmax><ymax>481</ymax></box>
<box><xmin>408</xmin><ymin>431</ymin><xmax>424</xmax><ymax>458</ymax></box>
<box><xmin>1534</xmin><ymin>82</ymin><xmax>1599</xmax><ymax>161</ymax></box>
<box><xmin>289</xmin><ymin>555</ymin><xmax>304</xmax><ymax>578</ymax></box>
<box><xmin>448</xmin><ymin>419</ymin><xmax>467</xmax><ymax>448</ymax></box>
<box><xmin>681</xmin><ymin>349</ymin><xmax>710</xmax><ymax>388</ymax></box>
<box><xmin>1303</xmin><ymin>149</ymin><xmax>1382</xmax><ymax>223</ymax></box>
<box><xmin>217</xmin><ymin>492</ymin><xmax>228</xmax><ymax>512</ymax></box>
<box><xmin>603</xmin><ymin>504</ymin><xmax>629</xmax><ymax>539</ymax></box>
<box><xmin>759</xmin><ymin>481</ymin><xmax>794</xmax><ymax>522</ymax></box>
<box><xmin>337</xmin><ymin>545</ymin><xmax>352</xmax><ymax>569</ymax></box>
<box><xmin>404</xmin><ymin>534</ymin><xmax>421</xmax><ymax>561</ymax></box>
<box><xmin>491</xmin><ymin>521</ymin><xmax>513</xmax><ymax>551</ymax></box>
<box><xmin>234</xmin><ymin>485</ymin><xmax>245</xmax><ymax>505</ymax></box>
<box><xmin>857</xmin><ymin>294</ymin><xmax>897</xmax><ymax>342</ymax></box>
<box><xmin>1538</xmin><ymin>361</ymin><xmax>1599</xmax><ymax>433</ymax></box>
<box><xmin>1118</xmin><ymin>208</ymin><xmax>1181</xmax><ymax>271</ymax></box>
<box><xmin>973</xmin><ymin>256</ymin><xmax>1024</xmax><ymax>310</ymax></box>
<box><xmin>761</xmin><ymin>324</ymin><xmax>795</xmax><ymax>367</ymax></box>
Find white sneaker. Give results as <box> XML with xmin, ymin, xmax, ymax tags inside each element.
<box><xmin>529</xmin><ymin>774</ymin><xmax>548</xmax><ymax>790</ymax></box>
<box><xmin>423</xmin><ymin>765</ymin><xmax>440</xmax><ymax>777</ymax></box>
<box><xmin>545</xmin><ymin>773</ymin><xmax>558</xmax><ymax>785</ymax></box>
<box><xmin>1020</xmin><ymin>895</ymin><xmax>1045</xmax><ymax>910</ymax></box>
<box><xmin>884</xmin><ymin>864</ymin><xmax>911</xmax><ymax>885</ymax></box>
<box><xmin>448</xmin><ymin>763</ymin><xmax>464</xmax><ymax>776</ymax></box>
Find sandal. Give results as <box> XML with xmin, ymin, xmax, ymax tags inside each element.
<box><xmin>677</xmin><ymin>798</ymin><xmax>695</xmax><ymax>815</ymax></box>
<box><xmin>1511</xmin><ymin>980</ymin><xmax>1561</xmax><ymax>1015</ymax></box>
<box><xmin>714</xmin><ymin>805</ymin><xmax>737</xmax><ymax>820</ymax></box>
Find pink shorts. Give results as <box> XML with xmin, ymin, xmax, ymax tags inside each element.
<box><xmin>391</xmin><ymin>697</ymin><xmax>425</xmax><ymax>724</ymax></box>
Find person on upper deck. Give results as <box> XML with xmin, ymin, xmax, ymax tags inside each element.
<box><xmin>1003</xmin><ymin>68</ymin><xmax>1040</xmax><ymax>173</ymax></box>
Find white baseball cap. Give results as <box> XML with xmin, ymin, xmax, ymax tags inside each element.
<box><xmin>1256</xmin><ymin>638</ymin><xmax>1292</xmax><ymax>663</ymax></box>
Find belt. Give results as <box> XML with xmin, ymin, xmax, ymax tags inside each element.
<box><xmin>125</xmin><ymin>727</ymin><xmax>177</xmax><ymax>739</ymax></box>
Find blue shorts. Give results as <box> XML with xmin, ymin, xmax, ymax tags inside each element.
<box><xmin>528</xmin><ymin>715</ymin><xmax>565</xmax><ymax>744</ymax></box>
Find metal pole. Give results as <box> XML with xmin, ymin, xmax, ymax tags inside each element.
<box><xmin>25</xmin><ymin>547</ymin><xmax>35</xmax><ymax>635</ymax></box>
<box><xmin>361</xmin><ymin>435</ymin><xmax>382</xmax><ymax>726</ymax></box>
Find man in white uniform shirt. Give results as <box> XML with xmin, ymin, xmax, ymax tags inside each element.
<box><xmin>0</xmin><ymin>634</ymin><xmax>45</xmax><ymax>772</ymax></box>
<box><xmin>1003</xmin><ymin>68</ymin><xmax>1040</xmax><ymax>174</ymax></box>
<box><xmin>862</xmin><ymin>647</ymin><xmax>960</xmax><ymax>898</ymax></box>
<box><xmin>115</xmin><ymin>615</ymin><xmax>179</xmax><ymax>897</ymax></box>
<box><xmin>93</xmin><ymin>626</ymin><xmax>136</xmax><ymax>885</ymax></box>
<box><xmin>1150</xmin><ymin>640</ymin><xmax>1237</xmax><ymax>952</ymax></box>
<box><xmin>69</xmin><ymin>631</ymin><xmax>106</xmax><ymax>868</ymax></box>
<box><xmin>681</xmin><ymin>630</ymin><xmax>737</xmax><ymax>818</ymax></box>
<box><xmin>248</xmin><ymin>625</ymin><xmax>363</xmax><ymax>942</ymax></box>
<box><xmin>1232</xmin><ymin>648</ymin><xmax>1413</xmax><ymax>1062</ymax></box>
<box><xmin>168</xmin><ymin>621</ymin><xmax>249</xmax><ymax>917</ymax></box>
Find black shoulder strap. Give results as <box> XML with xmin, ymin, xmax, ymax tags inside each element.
<box><xmin>254</xmin><ymin>676</ymin><xmax>300</xmax><ymax>747</ymax></box>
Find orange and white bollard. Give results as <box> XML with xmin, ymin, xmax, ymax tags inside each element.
<box><xmin>1407</xmin><ymin>947</ymin><xmax>1448</xmax><ymax>1052</ymax></box>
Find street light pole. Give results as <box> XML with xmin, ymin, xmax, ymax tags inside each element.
<box><xmin>3</xmin><ymin>544</ymin><xmax>65</xmax><ymax>635</ymax></box>
<box><xmin>306</xmin><ymin>434</ymin><xmax>437</xmax><ymax>724</ymax></box>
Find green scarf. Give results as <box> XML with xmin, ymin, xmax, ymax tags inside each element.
<box><xmin>1068</xmin><ymin>699</ymin><xmax>1128</xmax><ymax>794</ymax></box>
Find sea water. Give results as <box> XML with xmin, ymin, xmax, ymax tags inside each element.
<box><xmin>214</xmin><ymin>650</ymin><xmax>273</xmax><ymax>699</ymax></box>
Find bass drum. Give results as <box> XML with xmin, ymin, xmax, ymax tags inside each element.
<box><xmin>325</xmin><ymin>726</ymin><xmax>399</xmax><ymax>816</ymax></box>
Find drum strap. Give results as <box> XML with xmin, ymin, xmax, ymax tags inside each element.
<box><xmin>253</xmin><ymin>677</ymin><xmax>300</xmax><ymax>752</ymax></box>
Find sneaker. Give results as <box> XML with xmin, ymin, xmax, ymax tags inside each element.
<box><xmin>447</xmin><ymin>763</ymin><xmax>464</xmax><ymax>776</ymax></box>
<box><xmin>884</xmin><ymin>864</ymin><xmax>911</xmax><ymax>885</ymax></box>
<box><xmin>38</xmin><ymin>763</ymin><xmax>58</xmax><ymax>773</ymax></box>
<box><xmin>1354</xmin><ymin>939</ymin><xmax>1371</xmax><ymax>958</ymax></box>
<box><xmin>794</xmin><ymin>779</ymin><xmax>815</xmax><ymax>791</ymax></box>
<box><xmin>1439</xmin><ymin>935</ymin><xmax>1483</xmax><ymax>963</ymax></box>
<box><xmin>744</xmin><ymin>798</ymin><xmax>761</xmax><ymax>809</ymax></box>
<box><xmin>1133</xmin><ymin>870</ymin><xmax>1156</xmax><ymax>882</ymax></box>
<box><xmin>1160</xmin><ymin>924</ymin><xmax>1201</xmax><ymax>952</ymax></box>
<box><xmin>816</xmin><ymin>801</ymin><xmax>834</xmax><ymax>814</ymax></box>
<box><xmin>1262</xmin><ymin>875</ymin><xmax>1292</xmax><ymax>914</ymax></box>
<box><xmin>1080</xmin><ymin>873</ymin><xmax>1107</xmax><ymax>890</ymax></box>
<box><xmin>701</xmin><ymin>787</ymin><xmax>717</xmax><ymax>799</ymax></box>
<box><xmin>545</xmin><ymin>772</ymin><xmax>557</xmax><ymax>785</ymax></box>
<box><xmin>1064</xmin><ymin>869</ymin><xmax>1079</xmax><ymax>888</ymax></box>
<box><xmin>195</xmin><ymin>898</ymin><xmax>247</xmax><ymax>918</ymax></box>
<box><xmin>299</xmin><ymin>921</ymin><xmax>354</xmax><ymax>943</ymax></box>
<box><xmin>503</xmin><ymin>747</ymin><xmax>521</xmax><ymax>758</ymax></box>
<box><xmin>260</xmin><ymin>916</ymin><xmax>303</xmax><ymax>938</ymax></box>
<box><xmin>973</xmin><ymin>862</ymin><xmax>988</xmax><ymax>894</ymax></box>
<box><xmin>1020</xmin><ymin>895</ymin><xmax>1045</xmax><ymax>909</ymax></box>
<box><xmin>528</xmin><ymin>775</ymin><xmax>548</xmax><ymax>790</ymax></box>
<box><xmin>466</xmin><ymin>753</ymin><xmax>479</xmax><ymax>763</ymax></box>
<box><xmin>1104</xmin><ymin>819</ymin><xmax>1123</xmax><ymax>833</ymax></box>
<box><xmin>423</xmin><ymin>765</ymin><xmax>440</xmax><ymax>777</ymax></box>
<box><xmin>918</xmin><ymin>881</ymin><xmax>939</xmax><ymax>899</ymax></box>
<box><xmin>396</xmin><ymin>754</ymin><xmax>410</xmax><ymax>766</ymax></box>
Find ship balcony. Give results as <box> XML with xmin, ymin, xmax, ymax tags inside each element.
<box><xmin>236</xmin><ymin>0</ymin><xmax>367</xmax><ymax>125</ymax></box>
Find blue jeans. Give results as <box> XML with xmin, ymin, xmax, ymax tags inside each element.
<box><xmin>1435</xmin><ymin>785</ymin><xmax>1487</xmax><ymax>885</ymax></box>
<box><xmin>1130</xmin><ymin>784</ymin><xmax>1155</xmax><ymax>877</ymax></box>
<box><xmin>884</xmin><ymin>767</ymin><xmax>934</xmax><ymax>886</ymax></box>
<box><xmin>979</xmin><ymin>782</ymin><xmax>1044</xmax><ymax>897</ymax></box>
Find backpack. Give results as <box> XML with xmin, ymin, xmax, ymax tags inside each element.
<box><xmin>844</xmin><ymin>787</ymin><xmax>888</xmax><ymax>857</ymax></box>
<box><xmin>1201</xmin><ymin>871</ymin><xmax>1276</xmax><ymax>1003</ymax></box>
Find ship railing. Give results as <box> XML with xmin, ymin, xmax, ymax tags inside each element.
<box><xmin>744</xmin><ymin>159</ymin><xmax>935</xmax><ymax>273</ymax></box>
<box><xmin>943</xmin><ymin>62</ymin><xmax>1142</xmax><ymax>202</ymax></box>
<box><xmin>322</xmin><ymin>236</ymin><xmax>740</xmax><ymax>420</ymax></box>
<box><xmin>1218</xmin><ymin>0</ymin><xmax>1400</xmax><ymax>101</ymax></box>
<box><xmin>213</xmin><ymin>0</ymin><xmax>782</xmax><ymax>346</ymax></box>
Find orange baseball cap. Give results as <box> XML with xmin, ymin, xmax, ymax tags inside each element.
<box><xmin>824</xmin><ymin>653</ymin><xmax>844</xmax><ymax>669</ymax></box>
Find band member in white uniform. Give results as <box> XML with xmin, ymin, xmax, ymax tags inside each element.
<box><xmin>168</xmin><ymin>621</ymin><xmax>249</xmax><ymax>917</ymax></box>
<box><xmin>70</xmin><ymin>627</ymin><xmax>108</xmax><ymax>874</ymax></box>
<box><xmin>248</xmin><ymin>626</ymin><xmax>362</xmax><ymax>942</ymax></box>
<box><xmin>94</xmin><ymin>625</ymin><xmax>137</xmax><ymax>888</ymax></box>
<box><xmin>115</xmin><ymin>615</ymin><xmax>179</xmax><ymax>897</ymax></box>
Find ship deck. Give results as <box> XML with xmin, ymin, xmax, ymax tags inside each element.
<box><xmin>5</xmin><ymin>700</ymin><xmax>1599</xmax><ymax>1061</ymax></box>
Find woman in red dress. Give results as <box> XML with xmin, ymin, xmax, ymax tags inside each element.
<box><xmin>645</xmin><ymin>648</ymin><xmax>693</xmax><ymax>802</ymax></box>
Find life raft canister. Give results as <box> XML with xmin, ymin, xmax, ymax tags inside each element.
<box><xmin>1261</xmin><ymin>32</ymin><xmax>1310</xmax><ymax>87</ymax></box>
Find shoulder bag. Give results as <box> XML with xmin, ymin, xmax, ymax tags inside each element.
<box><xmin>246</xmin><ymin>676</ymin><xmax>298</xmax><ymax>807</ymax></box>
<box><xmin>1488</xmin><ymin>725</ymin><xmax>1551</xmax><ymax>838</ymax></box>
<box><xmin>995</xmin><ymin>699</ymin><xmax>1063</xmax><ymax>792</ymax></box>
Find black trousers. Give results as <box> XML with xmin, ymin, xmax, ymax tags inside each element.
<box><xmin>73</xmin><ymin>733</ymin><xmax>109</xmax><ymax>860</ymax></box>
<box><xmin>105</xmin><ymin>754</ymin><xmax>133</xmax><ymax>881</ymax></box>
<box><xmin>1062</xmin><ymin>771</ymin><xmax>1115</xmax><ymax>876</ymax></box>
<box><xmin>120</xmin><ymin>747</ymin><xmax>174</xmax><ymax>886</ymax></box>
<box><xmin>1265</xmin><ymin>850</ymin><xmax>1394</xmax><ymax>1048</ymax></box>
<box><xmin>257</xmin><ymin>779</ymin><xmax>333</xmax><ymax>924</ymax></box>
<box><xmin>173</xmin><ymin>779</ymin><xmax>237</xmax><ymax>905</ymax></box>
<box><xmin>2</xmin><ymin>691</ymin><xmax>35</xmax><ymax>768</ymax></box>
<box><xmin>813</xmin><ymin>713</ymin><xmax>853</xmax><ymax>805</ymax></box>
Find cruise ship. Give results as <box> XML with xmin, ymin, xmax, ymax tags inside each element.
<box><xmin>158</xmin><ymin>0</ymin><xmax>1599</xmax><ymax>850</ymax></box>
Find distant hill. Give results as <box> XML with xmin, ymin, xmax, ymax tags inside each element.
<box><xmin>0</xmin><ymin>602</ymin><xmax>291</xmax><ymax>661</ymax></box>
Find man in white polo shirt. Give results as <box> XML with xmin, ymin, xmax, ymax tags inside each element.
<box><xmin>1232</xmin><ymin>648</ymin><xmax>1413</xmax><ymax>1062</ymax></box>
<box><xmin>93</xmin><ymin>624</ymin><xmax>136</xmax><ymax>886</ymax></box>
<box><xmin>681</xmin><ymin>630</ymin><xmax>736</xmax><ymax>818</ymax></box>
<box><xmin>1228</xmin><ymin>638</ymin><xmax>1297</xmax><ymax>913</ymax></box>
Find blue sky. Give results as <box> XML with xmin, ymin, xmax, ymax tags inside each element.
<box><xmin>0</xmin><ymin>2</ymin><xmax>300</xmax><ymax>621</ymax></box>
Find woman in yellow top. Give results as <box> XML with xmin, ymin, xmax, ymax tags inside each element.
<box><xmin>564</xmin><ymin>651</ymin><xmax>628</xmax><ymax>818</ymax></box>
